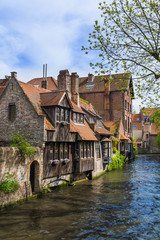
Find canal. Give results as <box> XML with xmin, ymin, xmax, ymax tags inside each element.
<box><xmin>0</xmin><ymin>155</ymin><xmax>160</xmax><ymax>240</ymax></box>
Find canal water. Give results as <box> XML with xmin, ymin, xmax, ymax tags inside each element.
<box><xmin>0</xmin><ymin>155</ymin><xmax>160</xmax><ymax>240</ymax></box>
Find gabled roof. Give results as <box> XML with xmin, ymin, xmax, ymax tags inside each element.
<box><xmin>19</xmin><ymin>81</ymin><xmax>51</xmax><ymax>115</ymax></box>
<box><xmin>0</xmin><ymin>79</ymin><xmax>10</xmax><ymax>98</ymax></box>
<box><xmin>70</xmin><ymin>119</ymin><xmax>97</xmax><ymax>141</ymax></box>
<box><xmin>28</xmin><ymin>76</ymin><xmax>57</xmax><ymax>91</ymax></box>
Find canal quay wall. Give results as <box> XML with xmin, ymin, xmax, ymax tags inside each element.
<box><xmin>0</xmin><ymin>147</ymin><xmax>43</xmax><ymax>208</ymax></box>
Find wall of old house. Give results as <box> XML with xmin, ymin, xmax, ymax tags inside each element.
<box><xmin>0</xmin><ymin>78</ymin><xmax>44</xmax><ymax>147</ymax></box>
<box><xmin>149</xmin><ymin>135</ymin><xmax>160</xmax><ymax>153</ymax></box>
<box><xmin>79</xmin><ymin>92</ymin><xmax>105</xmax><ymax>118</ymax></box>
<box><xmin>133</xmin><ymin>130</ymin><xmax>142</xmax><ymax>140</ymax></box>
<box><xmin>0</xmin><ymin>147</ymin><xmax>43</xmax><ymax>207</ymax></box>
<box><xmin>110</xmin><ymin>91</ymin><xmax>124</xmax><ymax>122</ymax></box>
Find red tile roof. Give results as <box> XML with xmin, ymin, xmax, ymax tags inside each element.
<box><xmin>95</xmin><ymin>123</ymin><xmax>113</xmax><ymax>136</ymax></box>
<box><xmin>70</xmin><ymin>119</ymin><xmax>97</xmax><ymax>141</ymax></box>
<box><xmin>40</xmin><ymin>91</ymin><xmax>65</xmax><ymax>107</ymax></box>
<box><xmin>19</xmin><ymin>81</ymin><xmax>51</xmax><ymax>115</ymax></box>
<box><xmin>120</xmin><ymin>134</ymin><xmax>128</xmax><ymax>140</ymax></box>
<box><xmin>0</xmin><ymin>79</ymin><xmax>9</xmax><ymax>98</ymax></box>
<box><xmin>71</xmin><ymin>100</ymin><xmax>84</xmax><ymax>114</ymax></box>
<box><xmin>28</xmin><ymin>77</ymin><xmax>57</xmax><ymax>91</ymax></box>
<box><xmin>80</xmin><ymin>100</ymin><xmax>101</xmax><ymax>118</ymax></box>
<box><xmin>45</xmin><ymin>118</ymin><xmax>55</xmax><ymax>131</ymax></box>
<box><xmin>103</xmin><ymin>120</ymin><xmax>120</xmax><ymax>133</ymax></box>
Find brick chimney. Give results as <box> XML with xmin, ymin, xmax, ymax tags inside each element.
<box><xmin>71</xmin><ymin>72</ymin><xmax>79</xmax><ymax>106</ymax></box>
<box><xmin>58</xmin><ymin>70</ymin><xmax>71</xmax><ymax>94</ymax></box>
<box><xmin>41</xmin><ymin>79</ymin><xmax>48</xmax><ymax>89</ymax></box>
<box><xmin>11</xmin><ymin>72</ymin><xmax>17</xmax><ymax>79</ymax></box>
<box><xmin>88</xmin><ymin>73</ymin><xmax>94</xmax><ymax>82</ymax></box>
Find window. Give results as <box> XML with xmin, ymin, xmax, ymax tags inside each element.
<box><xmin>130</xmin><ymin>104</ymin><xmax>132</xmax><ymax>113</ymax></box>
<box><xmin>133</xmin><ymin>126</ymin><xmax>137</xmax><ymax>130</ymax></box>
<box><xmin>65</xmin><ymin>109</ymin><xmax>69</xmax><ymax>123</ymax></box>
<box><xmin>61</xmin><ymin>108</ymin><xmax>65</xmax><ymax>122</ymax></box>
<box><xmin>80</xmin><ymin>114</ymin><xmax>84</xmax><ymax>124</ymax></box>
<box><xmin>90</xmin><ymin>117</ymin><xmax>94</xmax><ymax>123</ymax></box>
<box><xmin>97</xmin><ymin>120</ymin><xmax>101</xmax><ymax>127</ymax></box>
<box><xmin>81</xmin><ymin>142</ymin><xmax>84</xmax><ymax>158</ymax></box>
<box><xmin>91</xmin><ymin>142</ymin><xmax>94</xmax><ymax>157</ymax></box>
<box><xmin>60</xmin><ymin>143</ymin><xmax>63</xmax><ymax>160</ymax></box>
<box><xmin>125</xmin><ymin>116</ymin><xmax>127</xmax><ymax>130</ymax></box>
<box><xmin>136</xmin><ymin>118</ymin><xmax>140</xmax><ymax>121</ymax></box>
<box><xmin>88</xmin><ymin>142</ymin><xmax>91</xmax><ymax>157</ymax></box>
<box><xmin>103</xmin><ymin>142</ymin><xmax>111</xmax><ymax>158</ymax></box>
<box><xmin>125</xmin><ymin>100</ymin><xmax>127</xmax><ymax>110</ymax></box>
<box><xmin>50</xmin><ymin>144</ymin><xmax>54</xmax><ymax>160</ymax></box>
<box><xmin>8</xmin><ymin>103</ymin><xmax>16</xmax><ymax>122</ymax></box>
<box><xmin>86</xmin><ymin>84</ymin><xmax>95</xmax><ymax>88</ymax></box>
<box><xmin>84</xmin><ymin>142</ymin><xmax>87</xmax><ymax>158</ymax></box>
<box><xmin>56</xmin><ymin>107</ymin><xmax>60</xmax><ymax>122</ymax></box>
<box><xmin>77</xmin><ymin>114</ymin><xmax>80</xmax><ymax>123</ymax></box>
<box><xmin>54</xmin><ymin>143</ymin><xmax>58</xmax><ymax>159</ymax></box>
<box><xmin>64</xmin><ymin>143</ymin><xmax>69</xmax><ymax>158</ymax></box>
<box><xmin>95</xmin><ymin>142</ymin><xmax>101</xmax><ymax>159</ymax></box>
<box><xmin>128</xmin><ymin>117</ymin><xmax>130</xmax><ymax>132</ymax></box>
<box><xmin>73</xmin><ymin>112</ymin><xmax>84</xmax><ymax>124</ymax></box>
<box><xmin>73</xmin><ymin>113</ymin><xmax>77</xmax><ymax>122</ymax></box>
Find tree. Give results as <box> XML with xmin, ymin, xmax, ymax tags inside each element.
<box><xmin>82</xmin><ymin>0</ymin><xmax>160</xmax><ymax>104</ymax></box>
<box><xmin>155</xmin><ymin>133</ymin><xmax>160</xmax><ymax>148</ymax></box>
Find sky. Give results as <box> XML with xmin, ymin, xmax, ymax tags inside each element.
<box><xmin>0</xmin><ymin>0</ymin><xmax>141</xmax><ymax>111</ymax></box>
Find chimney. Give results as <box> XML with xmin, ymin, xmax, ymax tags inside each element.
<box><xmin>11</xmin><ymin>72</ymin><xmax>17</xmax><ymax>79</ymax></box>
<box><xmin>71</xmin><ymin>72</ymin><xmax>79</xmax><ymax>106</ymax></box>
<box><xmin>41</xmin><ymin>64</ymin><xmax>48</xmax><ymax>89</ymax></box>
<box><xmin>88</xmin><ymin>73</ymin><xmax>94</xmax><ymax>82</ymax></box>
<box><xmin>57</xmin><ymin>70</ymin><xmax>71</xmax><ymax>94</ymax></box>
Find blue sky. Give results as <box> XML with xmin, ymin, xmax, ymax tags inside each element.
<box><xmin>0</xmin><ymin>0</ymin><xmax>140</xmax><ymax>111</ymax></box>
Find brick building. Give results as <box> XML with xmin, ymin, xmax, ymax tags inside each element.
<box><xmin>79</xmin><ymin>73</ymin><xmax>134</xmax><ymax>139</ymax></box>
<box><xmin>132</xmin><ymin>109</ymin><xmax>160</xmax><ymax>153</ymax></box>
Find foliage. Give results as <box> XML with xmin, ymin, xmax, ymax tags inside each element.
<box><xmin>82</xmin><ymin>0</ymin><xmax>160</xmax><ymax>104</ymax></box>
<box><xmin>132</xmin><ymin>137</ymin><xmax>138</xmax><ymax>157</ymax></box>
<box><xmin>10</xmin><ymin>131</ymin><xmax>35</xmax><ymax>157</ymax></box>
<box><xmin>155</xmin><ymin>133</ymin><xmax>160</xmax><ymax>149</ymax></box>
<box><xmin>113</xmin><ymin>147</ymin><xmax>117</xmax><ymax>153</ymax></box>
<box><xmin>79</xmin><ymin>98</ymin><xmax>89</xmax><ymax>104</ymax></box>
<box><xmin>0</xmin><ymin>172</ymin><xmax>19</xmax><ymax>194</ymax></box>
<box><xmin>107</xmin><ymin>149</ymin><xmax>125</xmax><ymax>171</ymax></box>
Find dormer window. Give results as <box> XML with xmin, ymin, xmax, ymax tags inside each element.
<box><xmin>56</xmin><ymin>107</ymin><xmax>70</xmax><ymax>123</ymax></box>
<box><xmin>73</xmin><ymin>112</ymin><xmax>84</xmax><ymax>124</ymax></box>
<box><xmin>97</xmin><ymin>120</ymin><xmax>101</xmax><ymax>127</ymax></box>
<box><xmin>65</xmin><ymin>109</ymin><xmax>69</xmax><ymax>122</ymax></box>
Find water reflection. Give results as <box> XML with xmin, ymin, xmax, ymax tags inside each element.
<box><xmin>0</xmin><ymin>155</ymin><xmax>160</xmax><ymax>239</ymax></box>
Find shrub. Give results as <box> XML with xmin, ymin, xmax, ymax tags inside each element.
<box><xmin>10</xmin><ymin>131</ymin><xmax>35</xmax><ymax>157</ymax></box>
<box><xmin>132</xmin><ymin>137</ymin><xmax>138</xmax><ymax>157</ymax></box>
<box><xmin>0</xmin><ymin>172</ymin><xmax>19</xmax><ymax>194</ymax></box>
<box><xmin>107</xmin><ymin>149</ymin><xmax>125</xmax><ymax>171</ymax></box>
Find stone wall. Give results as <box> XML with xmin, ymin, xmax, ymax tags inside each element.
<box><xmin>0</xmin><ymin>78</ymin><xmax>44</xmax><ymax>147</ymax></box>
<box><xmin>0</xmin><ymin>147</ymin><xmax>43</xmax><ymax>207</ymax></box>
